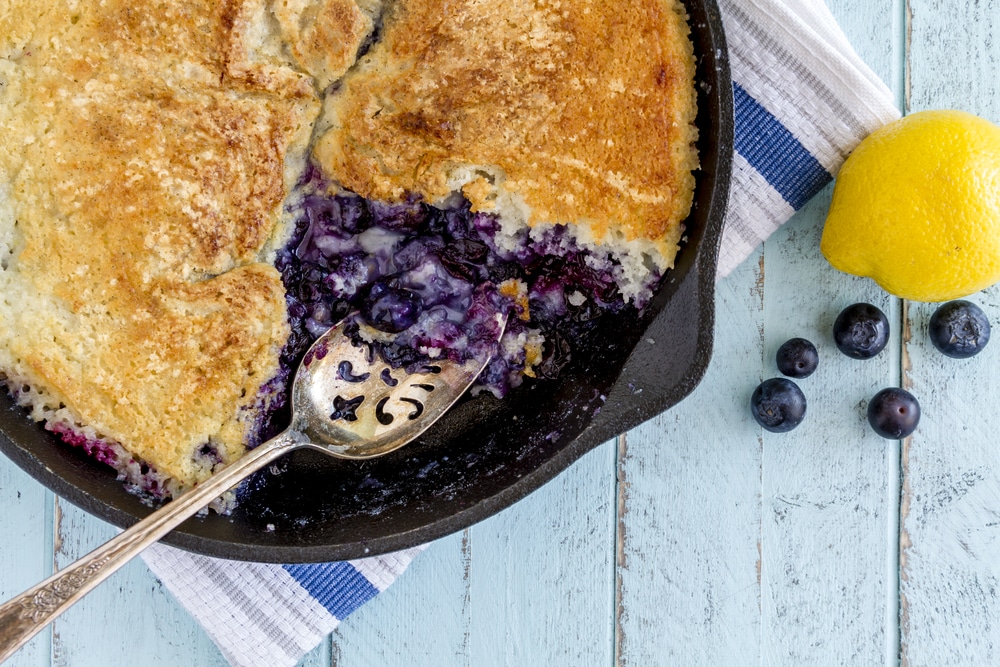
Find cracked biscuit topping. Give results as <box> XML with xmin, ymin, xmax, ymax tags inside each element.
<box><xmin>0</xmin><ymin>0</ymin><xmax>697</xmax><ymax>501</ymax></box>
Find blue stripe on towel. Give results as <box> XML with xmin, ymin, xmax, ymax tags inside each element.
<box><xmin>283</xmin><ymin>562</ymin><xmax>380</xmax><ymax>619</ymax></box>
<box><xmin>733</xmin><ymin>82</ymin><xmax>831</xmax><ymax>210</ymax></box>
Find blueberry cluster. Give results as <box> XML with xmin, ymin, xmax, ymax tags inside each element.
<box><xmin>750</xmin><ymin>300</ymin><xmax>990</xmax><ymax>438</ymax></box>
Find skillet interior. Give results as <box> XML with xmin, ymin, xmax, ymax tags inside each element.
<box><xmin>0</xmin><ymin>0</ymin><xmax>733</xmax><ymax>563</ymax></box>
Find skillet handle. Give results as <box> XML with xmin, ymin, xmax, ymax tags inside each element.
<box><xmin>0</xmin><ymin>431</ymin><xmax>302</xmax><ymax>662</ymax></box>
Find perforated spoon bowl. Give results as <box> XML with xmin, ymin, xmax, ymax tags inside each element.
<box><xmin>0</xmin><ymin>313</ymin><xmax>505</xmax><ymax>662</ymax></box>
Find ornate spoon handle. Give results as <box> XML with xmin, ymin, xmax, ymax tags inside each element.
<box><xmin>0</xmin><ymin>431</ymin><xmax>302</xmax><ymax>663</ymax></box>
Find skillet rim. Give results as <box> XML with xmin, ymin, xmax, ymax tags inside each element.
<box><xmin>0</xmin><ymin>0</ymin><xmax>734</xmax><ymax>563</ymax></box>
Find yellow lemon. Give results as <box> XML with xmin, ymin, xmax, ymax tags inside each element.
<box><xmin>821</xmin><ymin>109</ymin><xmax>1000</xmax><ymax>302</ymax></box>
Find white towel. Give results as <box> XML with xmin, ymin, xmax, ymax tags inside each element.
<box><xmin>143</xmin><ymin>2</ymin><xmax>900</xmax><ymax>665</ymax></box>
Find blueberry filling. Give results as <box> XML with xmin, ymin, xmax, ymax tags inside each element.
<box><xmin>47</xmin><ymin>163</ymin><xmax>664</xmax><ymax>503</ymax></box>
<box><xmin>250</xmin><ymin>165</ymin><xmax>658</xmax><ymax>442</ymax></box>
<box><xmin>362</xmin><ymin>277</ymin><xmax>424</xmax><ymax>333</ymax></box>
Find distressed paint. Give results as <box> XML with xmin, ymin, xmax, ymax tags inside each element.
<box><xmin>37</xmin><ymin>497</ymin><xmax>332</xmax><ymax>667</ymax></box>
<box><xmin>330</xmin><ymin>529</ymin><xmax>472</xmax><ymax>664</ymax></box>
<box><xmin>752</xmin><ymin>4</ymin><xmax>905</xmax><ymax>661</ymax></box>
<box><xmin>465</xmin><ymin>441</ymin><xmax>616</xmax><ymax>667</ymax></box>
<box><xmin>759</xmin><ymin>190</ymin><xmax>897</xmax><ymax>665</ymax></box>
<box><xmin>8</xmin><ymin>1</ymin><xmax>1000</xmax><ymax>666</ymax></box>
<box><xmin>900</xmin><ymin>293</ymin><xmax>1000</xmax><ymax>666</ymax></box>
<box><xmin>0</xmin><ymin>453</ymin><xmax>52</xmax><ymax>667</ymax></box>
<box><xmin>900</xmin><ymin>0</ymin><xmax>1000</xmax><ymax>665</ymax></box>
<box><xmin>47</xmin><ymin>500</ymin><xmax>228</xmax><ymax>666</ymax></box>
<box><xmin>617</xmin><ymin>245</ymin><xmax>765</xmax><ymax>665</ymax></box>
<box><xmin>333</xmin><ymin>441</ymin><xmax>618</xmax><ymax>666</ymax></box>
<box><xmin>616</xmin><ymin>1</ymin><xmax>902</xmax><ymax>664</ymax></box>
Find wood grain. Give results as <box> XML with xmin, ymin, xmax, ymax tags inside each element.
<box><xmin>48</xmin><ymin>500</ymin><xmax>228</xmax><ymax>666</ymax></box>
<box><xmin>617</xmin><ymin>248</ymin><xmax>764</xmax><ymax>665</ymax></box>
<box><xmin>0</xmin><ymin>455</ymin><xmax>52</xmax><ymax>667</ymax></box>
<box><xmin>900</xmin><ymin>1</ymin><xmax>1000</xmax><ymax>665</ymax></box>
<box><xmin>901</xmin><ymin>295</ymin><xmax>1000</xmax><ymax>666</ymax></box>
<box><xmin>759</xmin><ymin>191</ymin><xmax>898</xmax><ymax>665</ymax></box>
<box><xmin>330</xmin><ymin>441</ymin><xmax>617</xmax><ymax>666</ymax></box>
<box><xmin>12</xmin><ymin>1</ymin><xmax>1000</xmax><ymax>666</ymax></box>
<box><xmin>331</xmin><ymin>530</ymin><xmax>471</xmax><ymax>664</ymax></box>
<box><xmin>615</xmin><ymin>2</ymin><xmax>903</xmax><ymax>664</ymax></box>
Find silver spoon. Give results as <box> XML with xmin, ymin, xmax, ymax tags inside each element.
<box><xmin>0</xmin><ymin>312</ymin><xmax>505</xmax><ymax>661</ymax></box>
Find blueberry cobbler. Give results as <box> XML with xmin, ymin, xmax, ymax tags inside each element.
<box><xmin>0</xmin><ymin>0</ymin><xmax>698</xmax><ymax>507</ymax></box>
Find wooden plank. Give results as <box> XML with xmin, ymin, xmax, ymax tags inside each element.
<box><xmin>465</xmin><ymin>441</ymin><xmax>616</xmax><ymax>667</ymax></box>
<box><xmin>901</xmin><ymin>1</ymin><xmax>1000</xmax><ymax>665</ymax></box>
<box><xmin>616</xmin><ymin>251</ymin><xmax>765</xmax><ymax>665</ymax></box>
<box><xmin>330</xmin><ymin>441</ymin><xmax>617</xmax><ymax>666</ymax></box>
<box><xmin>330</xmin><ymin>531</ymin><xmax>470</xmax><ymax>664</ymax></box>
<box><xmin>0</xmin><ymin>454</ymin><xmax>53</xmax><ymax>667</ymax></box>
<box><xmin>907</xmin><ymin>0</ymin><xmax>1000</xmax><ymax>119</ymax></box>
<box><xmin>759</xmin><ymin>193</ymin><xmax>898</xmax><ymax>664</ymax></box>
<box><xmin>755</xmin><ymin>3</ymin><xmax>905</xmax><ymax>654</ymax></box>
<box><xmin>617</xmin><ymin>1</ymin><xmax>903</xmax><ymax>662</ymax></box>
<box><xmin>901</xmin><ymin>295</ymin><xmax>1000</xmax><ymax>665</ymax></box>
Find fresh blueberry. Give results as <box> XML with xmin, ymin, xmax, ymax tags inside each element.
<box><xmin>362</xmin><ymin>278</ymin><xmax>423</xmax><ymax>333</ymax></box>
<box><xmin>776</xmin><ymin>337</ymin><xmax>818</xmax><ymax>378</ymax></box>
<box><xmin>750</xmin><ymin>378</ymin><xmax>807</xmax><ymax>433</ymax></box>
<box><xmin>867</xmin><ymin>387</ymin><xmax>920</xmax><ymax>439</ymax></box>
<box><xmin>928</xmin><ymin>300</ymin><xmax>991</xmax><ymax>359</ymax></box>
<box><xmin>833</xmin><ymin>303</ymin><xmax>890</xmax><ymax>359</ymax></box>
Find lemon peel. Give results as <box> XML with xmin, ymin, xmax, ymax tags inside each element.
<box><xmin>821</xmin><ymin>109</ymin><xmax>1000</xmax><ymax>302</ymax></box>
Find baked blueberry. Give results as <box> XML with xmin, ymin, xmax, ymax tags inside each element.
<box><xmin>776</xmin><ymin>337</ymin><xmax>818</xmax><ymax>378</ymax></box>
<box><xmin>928</xmin><ymin>300</ymin><xmax>991</xmax><ymax>358</ymax></box>
<box><xmin>867</xmin><ymin>387</ymin><xmax>920</xmax><ymax>439</ymax></box>
<box><xmin>362</xmin><ymin>278</ymin><xmax>423</xmax><ymax>333</ymax></box>
<box><xmin>833</xmin><ymin>302</ymin><xmax>890</xmax><ymax>359</ymax></box>
<box><xmin>750</xmin><ymin>378</ymin><xmax>807</xmax><ymax>433</ymax></box>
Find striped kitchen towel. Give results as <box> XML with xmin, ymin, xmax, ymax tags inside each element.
<box><xmin>142</xmin><ymin>1</ymin><xmax>900</xmax><ymax>665</ymax></box>
<box><xmin>716</xmin><ymin>0</ymin><xmax>900</xmax><ymax>276</ymax></box>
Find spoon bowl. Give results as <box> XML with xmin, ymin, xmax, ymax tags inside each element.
<box><xmin>293</xmin><ymin>320</ymin><xmax>498</xmax><ymax>459</ymax></box>
<box><xmin>0</xmin><ymin>312</ymin><xmax>505</xmax><ymax>663</ymax></box>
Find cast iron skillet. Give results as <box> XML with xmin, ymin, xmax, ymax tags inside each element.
<box><xmin>0</xmin><ymin>0</ymin><xmax>733</xmax><ymax>563</ymax></box>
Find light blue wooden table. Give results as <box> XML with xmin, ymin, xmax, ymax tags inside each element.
<box><xmin>3</xmin><ymin>0</ymin><xmax>999</xmax><ymax>664</ymax></box>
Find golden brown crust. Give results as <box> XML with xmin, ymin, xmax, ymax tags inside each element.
<box><xmin>0</xmin><ymin>0</ymin><xmax>346</xmax><ymax>486</ymax></box>
<box><xmin>313</xmin><ymin>0</ymin><xmax>699</xmax><ymax>254</ymax></box>
<box><xmin>0</xmin><ymin>0</ymin><xmax>695</xmax><ymax>492</ymax></box>
<box><xmin>12</xmin><ymin>267</ymin><xmax>289</xmax><ymax>482</ymax></box>
<box><xmin>274</xmin><ymin>0</ymin><xmax>379</xmax><ymax>90</ymax></box>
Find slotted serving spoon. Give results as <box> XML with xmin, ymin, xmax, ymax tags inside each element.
<box><xmin>0</xmin><ymin>313</ymin><xmax>505</xmax><ymax>662</ymax></box>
